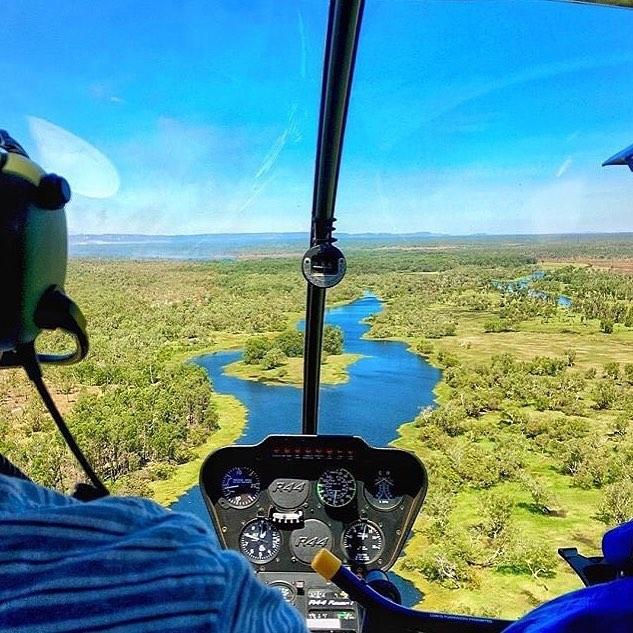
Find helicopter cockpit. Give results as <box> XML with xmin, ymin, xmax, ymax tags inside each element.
<box><xmin>3</xmin><ymin>1</ymin><xmax>633</xmax><ymax>632</ymax></box>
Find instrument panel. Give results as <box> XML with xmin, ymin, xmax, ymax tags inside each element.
<box><xmin>200</xmin><ymin>435</ymin><xmax>427</xmax><ymax>632</ymax></box>
<box><xmin>200</xmin><ymin>435</ymin><xmax>427</xmax><ymax>573</ymax></box>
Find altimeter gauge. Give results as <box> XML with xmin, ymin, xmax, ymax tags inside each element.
<box><xmin>221</xmin><ymin>466</ymin><xmax>261</xmax><ymax>508</ymax></box>
<box><xmin>342</xmin><ymin>520</ymin><xmax>384</xmax><ymax>565</ymax></box>
<box><xmin>316</xmin><ymin>468</ymin><xmax>357</xmax><ymax>508</ymax></box>
<box><xmin>239</xmin><ymin>518</ymin><xmax>282</xmax><ymax>564</ymax></box>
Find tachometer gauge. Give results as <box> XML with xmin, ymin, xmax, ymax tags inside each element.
<box><xmin>221</xmin><ymin>466</ymin><xmax>260</xmax><ymax>508</ymax></box>
<box><xmin>239</xmin><ymin>518</ymin><xmax>281</xmax><ymax>564</ymax></box>
<box><xmin>342</xmin><ymin>520</ymin><xmax>384</xmax><ymax>565</ymax></box>
<box><xmin>364</xmin><ymin>469</ymin><xmax>403</xmax><ymax>511</ymax></box>
<box><xmin>317</xmin><ymin>468</ymin><xmax>356</xmax><ymax>508</ymax></box>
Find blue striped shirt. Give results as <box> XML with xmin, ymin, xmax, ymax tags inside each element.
<box><xmin>0</xmin><ymin>475</ymin><xmax>307</xmax><ymax>633</ymax></box>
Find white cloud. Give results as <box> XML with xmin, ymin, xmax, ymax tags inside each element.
<box><xmin>336</xmin><ymin>164</ymin><xmax>633</xmax><ymax>235</ymax></box>
<box><xmin>88</xmin><ymin>82</ymin><xmax>124</xmax><ymax>105</ymax></box>
<box><xmin>63</xmin><ymin>115</ymin><xmax>310</xmax><ymax>235</ymax></box>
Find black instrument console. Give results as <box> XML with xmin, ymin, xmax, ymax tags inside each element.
<box><xmin>200</xmin><ymin>435</ymin><xmax>427</xmax><ymax>633</ymax></box>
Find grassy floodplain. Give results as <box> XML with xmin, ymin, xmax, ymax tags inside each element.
<box><xmin>2</xmin><ymin>235</ymin><xmax>633</xmax><ymax>619</ymax></box>
<box><xmin>361</xmin><ymin>248</ymin><xmax>633</xmax><ymax>617</ymax></box>
<box><xmin>389</xmin><ymin>308</ymin><xmax>622</xmax><ymax>616</ymax></box>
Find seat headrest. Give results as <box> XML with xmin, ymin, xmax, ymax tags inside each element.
<box><xmin>602</xmin><ymin>521</ymin><xmax>633</xmax><ymax>570</ymax></box>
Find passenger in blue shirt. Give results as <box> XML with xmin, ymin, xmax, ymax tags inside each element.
<box><xmin>0</xmin><ymin>460</ymin><xmax>307</xmax><ymax>633</ymax></box>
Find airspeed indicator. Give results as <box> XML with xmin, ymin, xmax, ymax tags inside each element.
<box><xmin>316</xmin><ymin>468</ymin><xmax>356</xmax><ymax>508</ymax></box>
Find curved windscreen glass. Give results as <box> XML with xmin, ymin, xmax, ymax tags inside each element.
<box><xmin>339</xmin><ymin>0</ymin><xmax>633</xmax><ymax>235</ymax></box>
<box><xmin>3</xmin><ymin>1</ymin><xmax>323</xmax><ymax>249</ymax></box>
<box><xmin>3</xmin><ymin>0</ymin><xmax>633</xmax><ymax>623</ymax></box>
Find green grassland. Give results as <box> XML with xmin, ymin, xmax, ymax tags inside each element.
<box><xmin>372</xmin><ymin>277</ymin><xmax>633</xmax><ymax>617</ymax></box>
<box><xmin>389</xmin><ymin>309</ymin><xmax>615</xmax><ymax>616</ymax></box>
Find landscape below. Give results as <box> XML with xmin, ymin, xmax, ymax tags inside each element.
<box><xmin>2</xmin><ymin>233</ymin><xmax>633</xmax><ymax>619</ymax></box>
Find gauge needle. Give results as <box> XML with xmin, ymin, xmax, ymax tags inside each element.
<box><xmin>244</xmin><ymin>533</ymin><xmax>259</xmax><ymax>541</ymax></box>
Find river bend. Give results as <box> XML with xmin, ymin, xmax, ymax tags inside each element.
<box><xmin>171</xmin><ymin>294</ymin><xmax>441</xmax><ymax>604</ymax></box>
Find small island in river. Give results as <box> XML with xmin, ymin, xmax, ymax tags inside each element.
<box><xmin>224</xmin><ymin>352</ymin><xmax>363</xmax><ymax>386</ymax></box>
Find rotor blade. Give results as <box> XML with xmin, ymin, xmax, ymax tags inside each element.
<box><xmin>302</xmin><ymin>0</ymin><xmax>365</xmax><ymax>435</ymax></box>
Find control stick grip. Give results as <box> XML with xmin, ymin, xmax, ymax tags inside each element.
<box><xmin>311</xmin><ymin>549</ymin><xmax>512</xmax><ymax>633</ymax></box>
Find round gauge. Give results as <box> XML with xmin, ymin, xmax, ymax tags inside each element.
<box><xmin>342</xmin><ymin>520</ymin><xmax>385</xmax><ymax>565</ymax></box>
<box><xmin>221</xmin><ymin>466</ymin><xmax>261</xmax><ymax>508</ymax></box>
<box><xmin>316</xmin><ymin>468</ymin><xmax>357</xmax><ymax>508</ymax></box>
<box><xmin>268</xmin><ymin>581</ymin><xmax>296</xmax><ymax>604</ymax></box>
<box><xmin>239</xmin><ymin>518</ymin><xmax>281</xmax><ymax>564</ymax></box>
<box><xmin>364</xmin><ymin>469</ymin><xmax>403</xmax><ymax>511</ymax></box>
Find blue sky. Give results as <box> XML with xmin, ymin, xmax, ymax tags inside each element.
<box><xmin>4</xmin><ymin>0</ymin><xmax>633</xmax><ymax>235</ymax></box>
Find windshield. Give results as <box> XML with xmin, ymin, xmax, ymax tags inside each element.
<box><xmin>3</xmin><ymin>0</ymin><xmax>633</xmax><ymax>622</ymax></box>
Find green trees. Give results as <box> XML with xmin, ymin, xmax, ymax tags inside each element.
<box><xmin>275</xmin><ymin>329</ymin><xmax>304</xmax><ymax>357</ymax></box>
<box><xmin>411</xmin><ymin>534</ymin><xmax>480</xmax><ymax>589</ymax></box>
<box><xmin>415</xmin><ymin>338</ymin><xmax>434</xmax><ymax>355</ymax></box>
<box><xmin>497</xmin><ymin>540</ymin><xmax>558</xmax><ymax>580</ymax></box>
<box><xmin>603</xmin><ymin>362</ymin><xmax>621</xmax><ymax>381</ymax></box>
<box><xmin>69</xmin><ymin>363</ymin><xmax>218</xmax><ymax>482</ymax></box>
<box><xmin>476</xmin><ymin>490</ymin><xmax>513</xmax><ymax>540</ymax></box>
<box><xmin>520</xmin><ymin>475</ymin><xmax>562</xmax><ymax>515</ymax></box>
<box><xmin>544</xmin><ymin>266</ymin><xmax>633</xmax><ymax>331</ymax></box>
<box><xmin>323</xmin><ymin>325</ymin><xmax>344</xmax><ymax>355</ymax></box>
<box><xmin>0</xmin><ymin>258</ymin><xmax>317</xmax><ymax>492</ymax></box>
<box><xmin>422</xmin><ymin>488</ymin><xmax>457</xmax><ymax>540</ymax></box>
<box><xmin>425</xmin><ymin>319</ymin><xmax>457</xmax><ymax>339</ymax></box>
<box><xmin>597</xmin><ymin>480</ymin><xmax>633</xmax><ymax>526</ymax></box>
<box><xmin>593</xmin><ymin>380</ymin><xmax>618</xmax><ymax>410</ymax></box>
<box><xmin>564</xmin><ymin>349</ymin><xmax>576</xmax><ymax>367</ymax></box>
<box><xmin>437</xmin><ymin>351</ymin><xmax>591</xmax><ymax>417</ymax></box>
<box><xmin>261</xmin><ymin>348</ymin><xmax>286</xmax><ymax>370</ymax></box>
<box><xmin>243</xmin><ymin>336</ymin><xmax>272</xmax><ymax>364</ymax></box>
<box><xmin>241</xmin><ymin>325</ymin><xmax>344</xmax><ymax>367</ymax></box>
<box><xmin>483</xmin><ymin>319</ymin><xmax>516</xmax><ymax>333</ymax></box>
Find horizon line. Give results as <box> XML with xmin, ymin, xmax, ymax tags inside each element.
<box><xmin>69</xmin><ymin>230</ymin><xmax>633</xmax><ymax>238</ymax></box>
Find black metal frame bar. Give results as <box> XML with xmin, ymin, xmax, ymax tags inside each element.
<box><xmin>302</xmin><ymin>0</ymin><xmax>365</xmax><ymax>435</ymax></box>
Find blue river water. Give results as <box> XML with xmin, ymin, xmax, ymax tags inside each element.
<box><xmin>171</xmin><ymin>294</ymin><xmax>441</xmax><ymax>605</ymax></box>
<box><xmin>496</xmin><ymin>271</ymin><xmax>572</xmax><ymax>307</ymax></box>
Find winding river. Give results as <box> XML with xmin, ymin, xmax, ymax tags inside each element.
<box><xmin>171</xmin><ymin>294</ymin><xmax>442</xmax><ymax>605</ymax></box>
